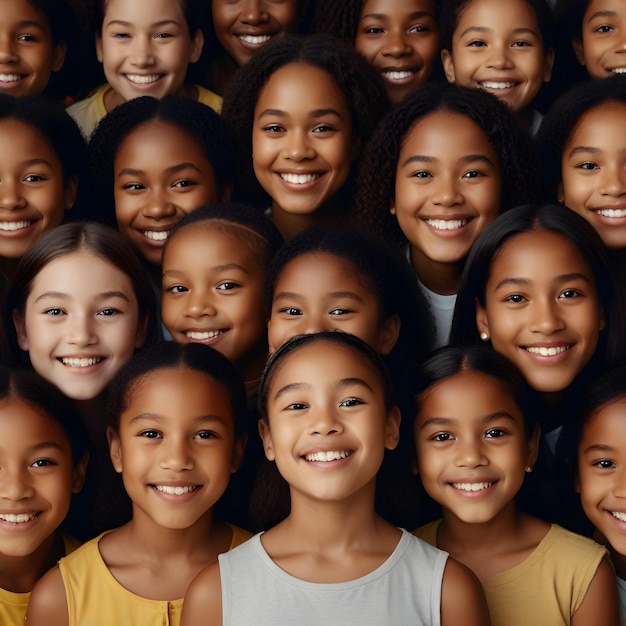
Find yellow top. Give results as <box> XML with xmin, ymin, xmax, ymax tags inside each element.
<box><xmin>58</xmin><ymin>524</ymin><xmax>251</xmax><ymax>626</ymax></box>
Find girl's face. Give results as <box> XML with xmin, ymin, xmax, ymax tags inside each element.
<box><xmin>267</xmin><ymin>252</ymin><xmax>399</xmax><ymax>356</ymax></box>
<box><xmin>441</xmin><ymin>0</ymin><xmax>553</xmax><ymax>113</ymax></box>
<box><xmin>252</xmin><ymin>62</ymin><xmax>355</xmax><ymax>218</ymax></box>
<box><xmin>161</xmin><ymin>224</ymin><xmax>266</xmax><ymax>364</ymax></box>
<box><xmin>0</xmin><ymin>0</ymin><xmax>66</xmax><ymax>97</ymax></box>
<box><xmin>109</xmin><ymin>367</ymin><xmax>243</xmax><ymax>531</ymax></box>
<box><xmin>559</xmin><ymin>101</ymin><xmax>626</xmax><ymax>250</ymax></box>
<box><xmin>354</xmin><ymin>0</ymin><xmax>440</xmax><ymax>105</ymax></box>
<box><xmin>0</xmin><ymin>397</ymin><xmax>85</xmax><ymax>559</ymax></box>
<box><xmin>577</xmin><ymin>397</ymin><xmax>626</xmax><ymax>555</ymax></box>
<box><xmin>0</xmin><ymin>119</ymin><xmax>75</xmax><ymax>261</ymax></box>
<box><xmin>415</xmin><ymin>371</ymin><xmax>537</xmax><ymax>524</ymax></box>
<box><xmin>392</xmin><ymin>111</ymin><xmax>500</xmax><ymax>274</ymax></box>
<box><xmin>114</xmin><ymin>120</ymin><xmax>223</xmax><ymax>266</ymax></box>
<box><xmin>574</xmin><ymin>0</ymin><xmax>626</xmax><ymax>80</ymax></box>
<box><xmin>211</xmin><ymin>0</ymin><xmax>297</xmax><ymax>67</ymax></box>
<box><xmin>260</xmin><ymin>340</ymin><xmax>400</xmax><ymax>504</ymax></box>
<box><xmin>14</xmin><ymin>250</ymin><xmax>146</xmax><ymax>401</ymax></box>
<box><xmin>476</xmin><ymin>230</ymin><xmax>605</xmax><ymax>393</ymax></box>
<box><xmin>95</xmin><ymin>0</ymin><xmax>204</xmax><ymax>108</ymax></box>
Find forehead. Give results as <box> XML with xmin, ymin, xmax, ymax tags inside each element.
<box><xmin>567</xmin><ymin>100</ymin><xmax>626</xmax><ymax>145</ymax></box>
<box><xmin>456</xmin><ymin>0</ymin><xmax>541</xmax><ymax>31</ymax></box>
<box><xmin>278</xmin><ymin>252</ymin><xmax>366</xmax><ymax>288</ymax></box>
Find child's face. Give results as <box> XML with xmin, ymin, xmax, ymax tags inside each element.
<box><xmin>267</xmin><ymin>252</ymin><xmax>398</xmax><ymax>356</ymax></box>
<box><xmin>354</xmin><ymin>0</ymin><xmax>440</xmax><ymax>105</ymax></box>
<box><xmin>0</xmin><ymin>119</ymin><xmax>75</xmax><ymax>261</ymax></box>
<box><xmin>95</xmin><ymin>0</ymin><xmax>204</xmax><ymax>108</ymax></box>
<box><xmin>252</xmin><ymin>62</ymin><xmax>355</xmax><ymax>218</ymax></box>
<box><xmin>114</xmin><ymin>120</ymin><xmax>223</xmax><ymax>266</ymax></box>
<box><xmin>211</xmin><ymin>0</ymin><xmax>297</xmax><ymax>67</ymax></box>
<box><xmin>162</xmin><ymin>224</ymin><xmax>266</xmax><ymax>364</ymax></box>
<box><xmin>0</xmin><ymin>0</ymin><xmax>66</xmax><ymax>97</ymax></box>
<box><xmin>475</xmin><ymin>230</ymin><xmax>605</xmax><ymax>393</ymax></box>
<box><xmin>574</xmin><ymin>0</ymin><xmax>626</xmax><ymax>79</ymax></box>
<box><xmin>559</xmin><ymin>101</ymin><xmax>626</xmax><ymax>250</ymax></box>
<box><xmin>392</xmin><ymin>111</ymin><xmax>500</xmax><ymax>273</ymax></box>
<box><xmin>441</xmin><ymin>0</ymin><xmax>553</xmax><ymax>113</ymax></box>
<box><xmin>109</xmin><ymin>367</ymin><xmax>242</xmax><ymax>531</ymax></box>
<box><xmin>14</xmin><ymin>251</ymin><xmax>146</xmax><ymax>401</ymax></box>
<box><xmin>414</xmin><ymin>371</ymin><xmax>536</xmax><ymax>524</ymax></box>
<box><xmin>577</xmin><ymin>398</ymin><xmax>626</xmax><ymax>555</ymax></box>
<box><xmin>0</xmin><ymin>397</ymin><xmax>85</xmax><ymax>559</ymax></box>
<box><xmin>260</xmin><ymin>340</ymin><xmax>400</xmax><ymax>504</ymax></box>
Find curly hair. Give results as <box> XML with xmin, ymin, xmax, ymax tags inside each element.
<box><xmin>311</xmin><ymin>0</ymin><xmax>364</xmax><ymax>41</ymax></box>
<box><xmin>351</xmin><ymin>82</ymin><xmax>537</xmax><ymax>247</ymax></box>
<box><xmin>87</xmin><ymin>95</ymin><xmax>234</xmax><ymax>224</ymax></box>
<box><xmin>221</xmin><ymin>34</ymin><xmax>389</xmax><ymax>209</ymax></box>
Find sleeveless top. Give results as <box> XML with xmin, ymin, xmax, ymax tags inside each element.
<box><xmin>219</xmin><ymin>528</ymin><xmax>448</xmax><ymax>625</ymax></box>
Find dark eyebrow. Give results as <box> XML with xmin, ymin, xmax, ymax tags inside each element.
<box><xmin>256</xmin><ymin>108</ymin><xmax>343</xmax><ymax>121</ymax></box>
<box><xmin>567</xmin><ymin>146</ymin><xmax>601</xmax><ymax>158</ymax></box>
<box><xmin>402</xmin><ymin>154</ymin><xmax>495</xmax><ymax>168</ymax></box>
<box><xmin>22</xmin><ymin>158</ymin><xmax>54</xmax><ymax>168</ymax></box>
<box><xmin>29</xmin><ymin>441</ymin><xmax>66</xmax><ymax>453</ymax></box>
<box><xmin>586</xmin><ymin>11</ymin><xmax>618</xmax><ymax>24</ymax></box>
<box><xmin>583</xmin><ymin>443</ymin><xmax>614</xmax><ymax>454</ymax></box>
<box><xmin>274</xmin><ymin>382</ymin><xmax>311</xmax><ymax>400</ymax></box>
<box><xmin>105</xmin><ymin>19</ymin><xmax>182</xmax><ymax>29</ymax></box>
<box><xmin>420</xmin><ymin>411</ymin><xmax>517</xmax><ymax>430</ymax></box>
<box><xmin>164</xmin><ymin>264</ymin><xmax>249</xmax><ymax>280</ymax></box>
<box><xmin>117</xmin><ymin>162</ymin><xmax>201</xmax><ymax>178</ymax></box>
<box><xmin>360</xmin><ymin>11</ymin><xmax>436</xmax><ymax>21</ymax></box>
<box><xmin>336</xmin><ymin>377</ymin><xmax>374</xmax><ymax>393</ymax></box>
<box><xmin>129</xmin><ymin>413</ymin><xmax>227</xmax><ymax>425</ymax></box>
<box><xmin>34</xmin><ymin>290</ymin><xmax>130</xmax><ymax>303</ymax></box>
<box><xmin>494</xmin><ymin>273</ymin><xmax>592</xmax><ymax>291</ymax></box>
<box><xmin>16</xmin><ymin>20</ymin><xmax>46</xmax><ymax>30</ymax></box>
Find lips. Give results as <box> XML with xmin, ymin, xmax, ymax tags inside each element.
<box><xmin>184</xmin><ymin>330</ymin><xmax>226</xmax><ymax>341</ymax></box>
<box><xmin>451</xmin><ymin>481</ymin><xmax>494</xmax><ymax>492</ymax></box>
<box><xmin>0</xmin><ymin>512</ymin><xmax>38</xmax><ymax>523</ymax></box>
<box><xmin>304</xmin><ymin>450</ymin><xmax>353</xmax><ymax>462</ymax></box>
<box><xmin>125</xmin><ymin>74</ymin><xmax>163</xmax><ymax>85</ymax></box>
<box><xmin>0</xmin><ymin>74</ymin><xmax>24</xmax><ymax>83</ymax></box>
<box><xmin>279</xmin><ymin>172</ymin><xmax>321</xmax><ymax>185</ymax></box>
<box><xmin>425</xmin><ymin>218</ymin><xmax>469</xmax><ymax>231</ymax></box>
<box><xmin>478</xmin><ymin>81</ymin><xmax>518</xmax><ymax>90</ymax></box>
<box><xmin>153</xmin><ymin>484</ymin><xmax>199</xmax><ymax>495</ymax></box>
<box><xmin>0</xmin><ymin>220</ymin><xmax>34</xmax><ymax>231</ymax></box>
<box><xmin>238</xmin><ymin>34</ymin><xmax>272</xmax><ymax>46</ymax></box>
<box><xmin>524</xmin><ymin>345</ymin><xmax>571</xmax><ymax>357</ymax></box>
<box><xmin>593</xmin><ymin>207</ymin><xmax>626</xmax><ymax>219</ymax></box>
<box><xmin>59</xmin><ymin>356</ymin><xmax>104</xmax><ymax>368</ymax></box>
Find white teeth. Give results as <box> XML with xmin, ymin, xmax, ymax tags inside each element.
<box><xmin>480</xmin><ymin>81</ymin><xmax>515</xmax><ymax>89</ymax></box>
<box><xmin>383</xmin><ymin>70</ymin><xmax>415</xmax><ymax>81</ymax></box>
<box><xmin>126</xmin><ymin>74</ymin><xmax>162</xmax><ymax>84</ymax></box>
<box><xmin>0</xmin><ymin>513</ymin><xmax>36</xmax><ymax>523</ymax></box>
<box><xmin>426</xmin><ymin>218</ymin><xmax>468</xmax><ymax>231</ymax></box>
<box><xmin>304</xmin><ymin>450</ymin><xmax>352</xmax><ymax>462</ymax></box>
<box><xmin>612</xmin><ymin>511</ymin><xmax>626</xmax><ymax>522</ymax></box>
<box><xmin>154</xmin><ymin>485</ymin><xmax>197</xmax><ymax>495</ymax></box>
<box><xmin>452</xmin><ymin>482</ymin><xmax>493</xmax><ymax>492</ymax></box>
<box><xmin>280</xmin><ymin>172</ymin><xmax>320</xmax><ymax>185</ymax></box>
<box><xmin>0</xmin><ymin>220</ymin><xmax>32</xmax><ymax>231</ymax></box>
<box><xmin>596</xmin><ymin>208</ymin><xmax>626</xmax><ymax>218</ymax></box>
<box><xmin>239</xmin><ymin>35</ymin><xmax>271</xmax><ymax>45</ymax></box>
<box><xmin>61</xmin><ymin>357</ymin><xmax>102</xmax><ymax>368</ymax></box>
<box><xmin>143</xmin><ymin>230</ymin><xmax>171</xmax><ymax>241</ymax></box>
<box><xmin>0</xmin><ymin>74</ymin><xmax>23</xmax><ymax>82</ymax></box>
<box><xmin>185</xmin><ymin>330</ymin><xmax>225</xmax><ymax>340</ymax></box>
<box><xmin>525</xmin><ymin>346</ymin><xmax>570</xmax><ymax>357</ymax></box>
<box><xmin>611</xmin><ymin>68</ymin><xmax>626</xmax><ymax>74</ymax></box>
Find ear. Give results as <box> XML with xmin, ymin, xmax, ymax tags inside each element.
<box><xmin>51</xmin><ymin>40</ymin><xmax>67</xmax><ymax>73</ymax></box>
<box><xmin>12</xmin><ymin>309</ymin><xmax>29</xmax><ymax>351</ymax></box>
<box><xmin>95</xmin><ymin>32</ymin><xmax>104</xmax><ymax>64</ymax></box>
<box><xmin>64</xmin><ymin>176</ymin><xmax>78</xmax><ymax>211</ymax></box>
<box><xmin>557</xmin><ymin>180</ymin><xmax>564</xmax><ymax>204</ymax></box>
<box><xmin>525</xmin><ymin>423</ymin><xmax>541</xmax><ymax>469</ymax></box>
<box><xmin>378</xmin><ymin>314</ymin><xmax>401</xmax><ymax>356</ymax></box>
<box><xmin>542</xmin><ymin>48</ymin><xmax>555</xmax><ymax>83</ymax></box>
<box><xmin>572</xmin><ymin>37</ymin><xmax>585</xmax><ymax>66</ymax></box>
<box><xmin>189</xmin><ymin>28</ymin><xmax>204</xmax><ymax>64</ymax></box>
<box><xmin>107</xmin><ymin>426</ymin><xmax>123</xmax><ymax>474</ymax></box>
<box><xmin>258</xmin><ymin>419</ymin><xmax>275</xmax><ymax>461</ymax></box>
<box><xmin>474</xmin><ymin>297</ymin><xmax>490</xmax><ymax>339</ymax></box>
<box><xmin>71</xmin><ymin>450</ymin><xmax>89</xmax><ymax>494</ymax></box>
<box><xmin>441</xmin><ymin>49</ymin><xmax>456</xmax><ymax>84</ymax></box>
<box><xmin>134</xmin><ymin>314</ymin><xmax>149</xmax><ymax>350</ymax></box>
<box><xmin>231</xmin><ymin>432</ymin><xmax>247</xmax><ymax>473</ymax></box>
<box><xmin>384</xmin><ymin>405</ymin><xmax>401</xmax><ymax>451</ymax></box>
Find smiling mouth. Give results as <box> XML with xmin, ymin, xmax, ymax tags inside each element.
<box><xmin>0</xmin><ymin>74</ymin><xmax>24</xmax><ymax>83</ymax></box>
<box><xmin>451</xmin><ymin>481</ymin><xmax>494</xmax><ymax>492</ymax></box>
<box><xmin>279</xmin><ymin>173</ymin><xmax>321</xmax><ymax>185</ymax></box>
<box><xmin>142</xmin><ymin>229</ymin><xmax>172</xmax><ymax>241</ymax></box>
<box><xmin>383</xmin><ymin>70</ymin><xmax>416</xmax><ymax>81</ymax></box>
<box><xmin>126</xmin><ymin>74</ymin><xmax>163</xmax><ymax>85</ymax></box>
<box><xmin>59</xmin><ymin>357</ymin><xmax>104</xmax><ymax>368</ymax></box>
<box><xmin>185</xmin><ymin>330</ymin><xmax>226</xmax><ymax>340</ymax></box>
<box><xmin>611</xmin><ymin>68</ymin><xmax>626</xmax><ymax>74</ymax></box>
<box><xmin>304</xmin><ymin>450</ymin><xmax>353</xmax><ymax>462</ymax></box>
<box><xmin>0</xmin><ymin>513</ymin><xmax>38</xmax><ymax>523</ymax></box>
<box><xmin>612</xmin><ymin>511</ymin><xmax>626</xmax><ymax>522</ymax></box>
<box><xmin>238</xmin><ymin>34</ymin><xmax>272</xmax><ymax>45</ymax></box>
<box><xmin>425</xmin><ymin>218</ymin><xmax>469</xmax><ymax>231</ymax></box>
<box><xmin>524</xmin><ymin>346</ymin><xmax>571</xmax><ymax>357</ymax></box>
<box><xmin>153</xmin><ymin>485</ymin><xmax>199</xmax><ymax>495</ymax></box>
<box><xmin>479</xmin><ymin>81</ymin><xmax>518</xmax><ymax>90</ymax></box>
<box><xmin>0</xmin><ymin>220</ymin><xmax>33</xmax><ymax>231</ymax></box>
<box><xmin>594</xmin><ymin>208</ymin><xmax>626</xmax><ymax>218</ymax></box>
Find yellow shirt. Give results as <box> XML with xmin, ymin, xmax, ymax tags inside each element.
<box><xmin>58</xmin><ymin>524</ymin><xmax>251</xmax><ymax>626</ymax></box>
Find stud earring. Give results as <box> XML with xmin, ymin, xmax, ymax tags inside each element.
<box><xmin>525</xmin><ymin>466</ymin><xmax>533</xmax><ymax>473</ymax></box>
<box><xmin>480</xmin><ymin>332</ymin><xmax>489</xmax><ymax>341</ymax></box>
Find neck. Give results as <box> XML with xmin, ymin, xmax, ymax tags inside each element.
<box><xmin>270</xmin><ymin>202</ymin><xmax>344</xmax><ymax>241</ymax></box>
<box><xmin>409</xmin><ymin>246</ymin><xmax>463</xmax><ymax>295</ymax></box>
<box><xmin>76</xmin><ymin>394</ymin><xmax>108</xmax><ymax>454</ymax></box>
<box><xmin>610</xmin><ymin>545</ymin><xmax>626</xmax><ymax>580</ymax></box>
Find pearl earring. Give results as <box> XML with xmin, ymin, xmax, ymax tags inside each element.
<box><xmin>480</xmin><ymin>332</ymin><xmax>489</xmax><ymax>341</ymax></box>
<box><xmin>525</xmin><ymin>466</ymin><xmax>533</xmax><ymax>473</ymax></box>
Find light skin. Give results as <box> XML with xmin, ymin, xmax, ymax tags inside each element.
<box><xmin>0</xmin><ymin>0</ymin><xmax>66</xmax><ymax>97</ymax></box>
<box><xmin>559</xmin><ymin>101</ymin><xmax>626</xmax><ymax>250</ymax></box>
<box><xmin>162</xmin><ymin>223</ymin><xmax>267</xmax><ymax>379</ymax></box>
<box><xmin>475</xmin><ymin>230</ymin><xmax>605</xmax><ymax>394</ymax></box>
<box><xmin>13</xmin><ymin>250</ymin><xmax>147</xmax><ymax>402</ymax></box>
<box><xmin>0</xmin><ymin>397</ymin><xmax>86</xmax><ymax>594</ymax></box>
<box><xmin>26</xmin><ymin>366</ymin><xmax>245</xmax><ymax>625</ymax></box>
<box><xmin>414</xmin><ymin>370</ymin><xmax>618</xmax><ymax>624</ymax></box>
<box><xmin>181</xmin><ymin>340</ymin><xmax>490</xmax><ymax>626</ymax></box>
<box><xmin>114</xmin><ymin>120</ymin><xmax>225</xmax><ymax>266</ymax></box>
<box><xmin>95</xmin><ymin>0</ymin><xmax>204</xmax><ymax>111</ymax></box>
<box><xmin>441</xmin><ymin>0</ymin><xmax>554</xmax><ymax>113</ymax></box>
<box><xmin>354</xmin><ymin>0</ymin><xmax>440</xmax><ymax>105</ymax></box>
<box><xmin>267</xmin><ymin>252</ymin><xmax>400</xmax><ymax>355</ymax></box>
<box><xmin>211</xmin><ymin>0</ymin><xmax>297</xmax><ymax>67</ymax></box>
<box><xmin>252</xmin><ymin>62</ymin><xmax>355</xmax><ymax>240</ymax></box>
<box><xmin>0</xmin><ymin>118</ymin><xmax>76</xmax><ymax>272</ymax></box>
<box><xmin>573</xmin><ymin>0</ymin><xmax>626</xmax><ymax>79</ymax></box>
<box><xmin>391</xmin><ymin>110</ymin><xmax>501</xmax><ymax>295</ymax></box>
<box><xmin>578</xmin><ymin>398</ymin><xmax>626</xmax><ymax>579</ymax></box>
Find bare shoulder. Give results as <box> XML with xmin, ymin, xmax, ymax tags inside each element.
<box><xmin>571</xmin><ymin>556</ymin><xmax>618</xmax><ymax>626</ymax></box>
<box><xmin>181</xmin><ymin>562</ymin><xmax>223</xmax><ymax>626</ymax></box>
<box><xmin>25</xmin><ymin>565</ymin><xmax>69</xmax><ymax>626</ymax></box>
<box><xmin>440</xmin><ymin>557</ymin><xmax>491</xmax><ymax>626</ymax></box>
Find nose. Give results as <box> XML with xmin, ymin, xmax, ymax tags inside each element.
<box><xmin>487</xmin><ymin>42</ymin><xmax>514</xmax><ymax>70</ymax></box>
<box><xmin>66</xmin><ymin>313</ymin><xmax>97</xmax><ymax>347</ymax></box>
<box><xmin>130</xmin><ymin>35</ymin><xmax>156</xmax><ymax>68</ymax></box>
<box><xmin>184</xmin><ymin>290</ymin><xmax>217</xmax><ymax>318</ymax></box>
<box><xmin>0</xmin><ymin>466</ymin><xmax>34</xmax><ymax>502</ymax></box>
<box><xmin>309</xmin><ymin>406</ymin><xmax>343</xmax><ymax>436</ymax></box>
<box><xmin>529</xmin><ymin>298</ymin><xmax>566</xmax><ymax>335</ymax></box>
<box><xmin>240</xmin><ymin>0</ymin><xmax>269</xmax><ymax>24</ymax></box>
<box><xmin>143</xmin><ymin>189</ymin><xmax>177</xmax><ymax>219</ymax></box>
<box><xmin>613</xmin><ymin>467</ymin><xmax>626</xmax><ymax>498</ymax></box>
<box><xmin>454</xmin><ymin>437</ymin><xmax>488</xmax><ymax>469</ymax></box>
<box><xmin>599</xmin><ymin>164</ymin><xmax>626</xmax><ymax>198</ymax></box>
<box><xmin>431</xmin><ymin>175</ymin><xmax>464</xmax><ymax>207</ymax></box>
<box><xmin>383</xmin><ymin>28</ymin><xmax>413</xmax><ymax>58</ymax></box>
<box><xmin>0</xmin><ymin>36</ymin><xmax>17</xmax><ymax>64</ymax></box>
<box><xmin>0</xmin><ymin>179</ymin><xmax>26</xmax><ymax>212</ymax></box>
<box><xmin>159</xmin><ymin>436</ymin><xmax>194</xmax><ymax>472</ymax></box>
<box><xmin>282</xmin><ymin>129</ymin><xmax>316</xmax><ymax>162</ymax></box>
